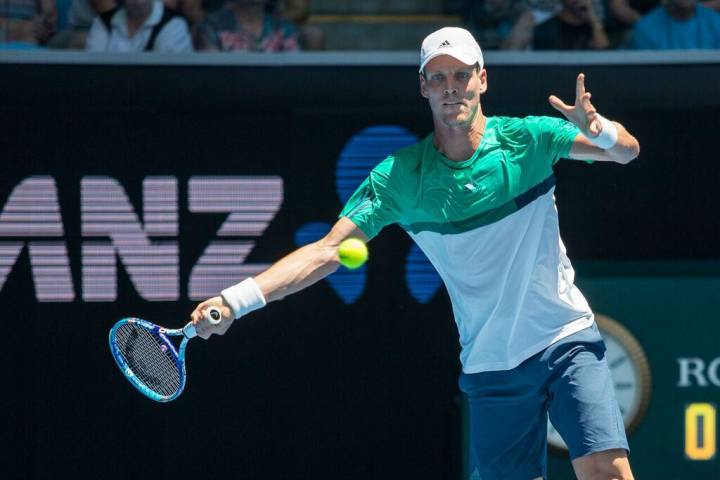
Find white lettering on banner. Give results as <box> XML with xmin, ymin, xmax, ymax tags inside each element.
<box><xmin>709</xmin><ymin>358</ymin><xmax>720</xmax><ymax>387</ymax></box>
<box><xmin>678</xmin><ymin>357</ymin><xmax>720</xmax><ymax>387</ymax></box>
<box><xmin>82</xmin><ymin>176</ymin><xmax>179</xmax><ymax>301</ymax></box>
<box><xmin>187</xmin><ymin>176</ymin><xmax>283</xmax><ymax>300</ymax></box>
<box><xmin>0</xmin><ymin>176</ymin><xmax>75</xmax><ymax>302</ymax></box>
<box><xmin>0</xmin><ymin>175</ymin><xmax>283</xmax><ymax>302</ymax></box>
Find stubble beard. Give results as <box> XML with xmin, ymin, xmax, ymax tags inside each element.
<box><xmin>441</xmin><ymin>102</ymin><xmax>478</xmax><ymax>130</ymax></box>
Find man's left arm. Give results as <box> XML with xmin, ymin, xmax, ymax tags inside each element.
<box><xmin>568</xmin><ymin>121</ymin><xmax>639</xmax><ymax>164</ymax></box>
<box><xmin>549</xmin><ymin>73</ymin><xmax>640</xmax><ymax>165</ymax></box>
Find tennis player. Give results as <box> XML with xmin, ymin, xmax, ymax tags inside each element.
<box><xmin>190</xmin><ymin>27</ymin><xmax>639</xmax><ymax>480</ymax></box>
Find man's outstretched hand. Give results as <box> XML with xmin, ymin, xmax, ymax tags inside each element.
<box><xmin>190</xmin><ymin>296</ymin><xmax>234</xmax><ymax>339</ymax></box>
<box><xmin>549</xmin><ymin>73</ymin><xmax>603</xmax><ymax>138</ymax></box>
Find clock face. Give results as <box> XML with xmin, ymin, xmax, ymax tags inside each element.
<box><xmin>547</xmin><ymin>314</ymin><xmax>652</xmax><ymax>453</ymax></box>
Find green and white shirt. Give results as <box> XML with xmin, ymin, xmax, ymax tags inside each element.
<box><xmin>340</xmin><ymin>116</ymin><xmax>595</xmax><ymax>373</ymax></box>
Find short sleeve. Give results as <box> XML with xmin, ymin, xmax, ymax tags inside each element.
<box><xmin>339</xmin><ymin>158</ymin><xmax>402</xmax><ymax>240</ymax></box>
<box><xmin>525</xmin><ymin>116</ymin><xmax>580</xmax><ymax>165</ymax></box>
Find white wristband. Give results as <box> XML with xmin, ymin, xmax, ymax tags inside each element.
<box><xmin>221</xmin><ymin>278</ymin><xmax>267</xmax><ymax>319</ymax></box>
<box><xmin>589</xmin><ymin>114</ymin><xmax>618</xmax><ymax>150</ymax></box>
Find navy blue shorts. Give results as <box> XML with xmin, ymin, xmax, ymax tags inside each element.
<box><xmin>459</xmin><ymin>324</ymin><xmax>628</xmax><ymax>480</ymax></box>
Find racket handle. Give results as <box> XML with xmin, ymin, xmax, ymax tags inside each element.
<box><xmin>183</xmin><ymin>322</ymin><xmax>197</xmax><ymax>338</ymax></box>
<box><xmin>205</xmin><ymin>306</ymin><xmax>222</xmax><ymax>325</ymax></box>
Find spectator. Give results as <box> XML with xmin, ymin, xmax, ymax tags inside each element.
<box><xmin>153</xmin><ymin>0</ymin><xmax>209</xmax><ymax>26</ymax></box>
<box><xmin>169</xmin><ymin>0</ymin><xmax>225</xmax><ymax>26</ymax></box>
<box><xmin>197</xmin><ymin>0</ymin><xmax>299</xmax><ymax>52</ymax></box>
<box><xmin>49</xmin><ymin>0</ymin><xmax>115</xmax><ymax>48</ymax></box>
<box><xmin>605</xmin><ymin>0</ymin><xmax>660</xmax><ymax>47</ymax></box>
<box><xmin>609</xmin><ymin>0</ymin><xmax>660</xmax><ymax>27</ymax></box>
<box><xmin>463</xmin><ymin>0</ymin><xmax>536</xmax><ymax>50</ymax></box>
<box><xmin>527</xmin><ymin>0</ymin><xmax>564</xmax><ymax>23</ymax></box>
<box><xmin>610</xmin><ymin>0</ymin><xmax>718</xmax><ymax>32</ymax></box>
<box><xmin>533</xmin><ymin>0</ymin><xmax>610</xmax><ymax>49</ymax></box>
<box><xmin>85</xmin><ymin>0</ymin><xmax>193</xmax><ymax>52</ymax></box>
<box><xmin>0</xmin><ymin>0</ymin><xmax>57</xmax><ymax>48</ymax></box>
<box><xmin>278</xmin><ymin>0</ymin><xmax>323</xmax><ymax>50</ymax></box>
<box><xmin>631</xmin><ymin>0</ymin><xmax>720</xmax><ymax>48</ymax></box>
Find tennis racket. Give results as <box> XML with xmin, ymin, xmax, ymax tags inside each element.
<box><xmin>109</xmin><ymin>306</ymin><xmax>222</xmax><ymax>402</ymax></box>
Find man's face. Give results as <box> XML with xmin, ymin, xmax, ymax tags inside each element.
<box><xmin>562</xmin><ymin>0</ymin><xmax>591</xmax><ymax>18</ymax></box>
<box><xmin>125</xmin><ymin>0</ymin><xmax>153</xmax><ymax>18</ymax></box>
<box><xmin>419</xmin><ymin>55</ymin><xmax>487</xmax><ymax>128</ymax></box>
<box><xmin>668</xmin><ymin>0</ymin><xmax>697</xmax><ymax>12</ymax></box>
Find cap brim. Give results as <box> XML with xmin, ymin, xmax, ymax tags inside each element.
<box><xmin>419</xmin><ymin>50</ymin><xmax>478</xmax><ymax>73</ymax></box>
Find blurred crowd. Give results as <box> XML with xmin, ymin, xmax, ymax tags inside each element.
<box><xmin>464</xmin><ymin>0</ymin><xmax>720</xmax><ymax>49</ymax></box>
<box><xmin>0</xmin><ymin>0</ymin><xmax>718</xmax><ymax>52</ymax></box>
<box><xmin>0</xmin><ymin>0</ymin><xmax>320</xmax><ymax>51</ymax></box>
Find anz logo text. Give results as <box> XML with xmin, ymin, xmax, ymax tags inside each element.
<box><xmin>1</xmin><ymin>126</ymin><xmax>441</xmax><ymax>304</ymax></box>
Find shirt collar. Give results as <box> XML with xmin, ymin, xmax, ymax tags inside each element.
<box><xmin>431</xmin><ymin>116</ymin><xmax>498</xmax><ymax>170</ymax></box>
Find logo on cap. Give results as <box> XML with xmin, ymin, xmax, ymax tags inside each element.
<box><xmin>438</xmin><ymin>40</ymin><xmax>451</xmax><ymax>48</ymax></box>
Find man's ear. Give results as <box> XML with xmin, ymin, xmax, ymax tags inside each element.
<box><xmin>419</xmin><ymin>74</ymin><xmax>429</xmax><ymax>99</ymax></box>
<box><xmin>478</xmin><ymin>69</ymin><xmax>488</xmax><ymax>94</ymax></box>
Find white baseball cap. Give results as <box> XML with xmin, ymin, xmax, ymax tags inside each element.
<box><xmin>419</xmin><ymin>27</ymin><xmax>484</xmax><ymax>73</ymax></box>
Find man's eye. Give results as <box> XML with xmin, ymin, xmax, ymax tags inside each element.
<box><xmin>456</xmin><ymin>72</ymin><xmax>470</xmax><ymax>80</ymax></box>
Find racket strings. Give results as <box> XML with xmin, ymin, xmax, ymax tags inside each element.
<box><xmin>114</xmin><ymin>323</ymin><xmax>181</xmax><ymax>396</ymax></box>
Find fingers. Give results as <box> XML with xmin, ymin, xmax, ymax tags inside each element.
<box><xmin>196</xmin><ymin>316</ymin><xmax>234</xmax><ymax>340</ymax></box>
<box><xmin>193</xmin><ymin>296</ymin><xmax>227</xmax><ymax>321</ymax></box>
<box><xmin>581</xmin><ymin>92</ymin><xmax>596</xmax><ymax>113</ymax></box>
<box><xmin>580</xmin><ymin>91</ymin><xmax>600</xmax><ymax>135</ymax></box>
<box><xmin>588</xmin><ymin>116</ymin><xmax>602</xmax><ymax>136</ymax></box>
<box><xmin>548</xmin><ymin>95</ymin><xmax>571</xmax><ymax>113</ymax></box>
<box><xmin>552</xmin><ymin>75</ymin><xmax>603</xmax><ymax>137</ymax></box>
<box><xmin>190</xmin><ymin>301</ymin><xmax>208</xmax><ymax>325</ymax></box>
<box><xmin>576</xmin><ymin>73</ymin><xmax>586</xmax><ymax>103</ymax></box>
<box><xmin>189</xmin><ymin>296</ymin><xmax>235</xmax><ymax>340</ymax></box>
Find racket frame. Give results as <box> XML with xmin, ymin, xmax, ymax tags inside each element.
<box><xmin>109</xmin><ymin>317</ymin><xmax>195</xmax><ymax>402</ymax></box>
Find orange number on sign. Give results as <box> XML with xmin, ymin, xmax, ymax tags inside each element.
<box><xmin>685</xmin><ymin>403</ymin><xmax>716</xmax><ymax>461</ymax></box>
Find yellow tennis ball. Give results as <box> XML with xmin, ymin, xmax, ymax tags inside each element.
<box><xmin>337</xmin><ymin>238</ymin><xmax>368</xmax><ymax>269</ymax></box>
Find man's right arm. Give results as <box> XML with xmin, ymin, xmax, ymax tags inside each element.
<box><xmin>256</xmin><ymin>216</ymin><xmax>367</xmax><ymax>303</ymax></box>
<box><xmin>189</xmin><ymin>216</ymin><xmax>367</xmax><ymax>338</ymax></box>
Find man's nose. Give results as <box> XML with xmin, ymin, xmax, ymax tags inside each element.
<box><xmin>443</xmin><ymin>79</ymin><xmax>458</xmax><ymax>96</ymax></box>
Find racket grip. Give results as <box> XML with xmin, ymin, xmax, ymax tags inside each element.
<box><xmin>183</xmin><ymin>322</ymin><xmax>197</xmax><ymax>338</ymax></box>
<box><xmin>205</xmin><ymin>306</ymin><xmax>223</xmax><ymax>325</ymax></box>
